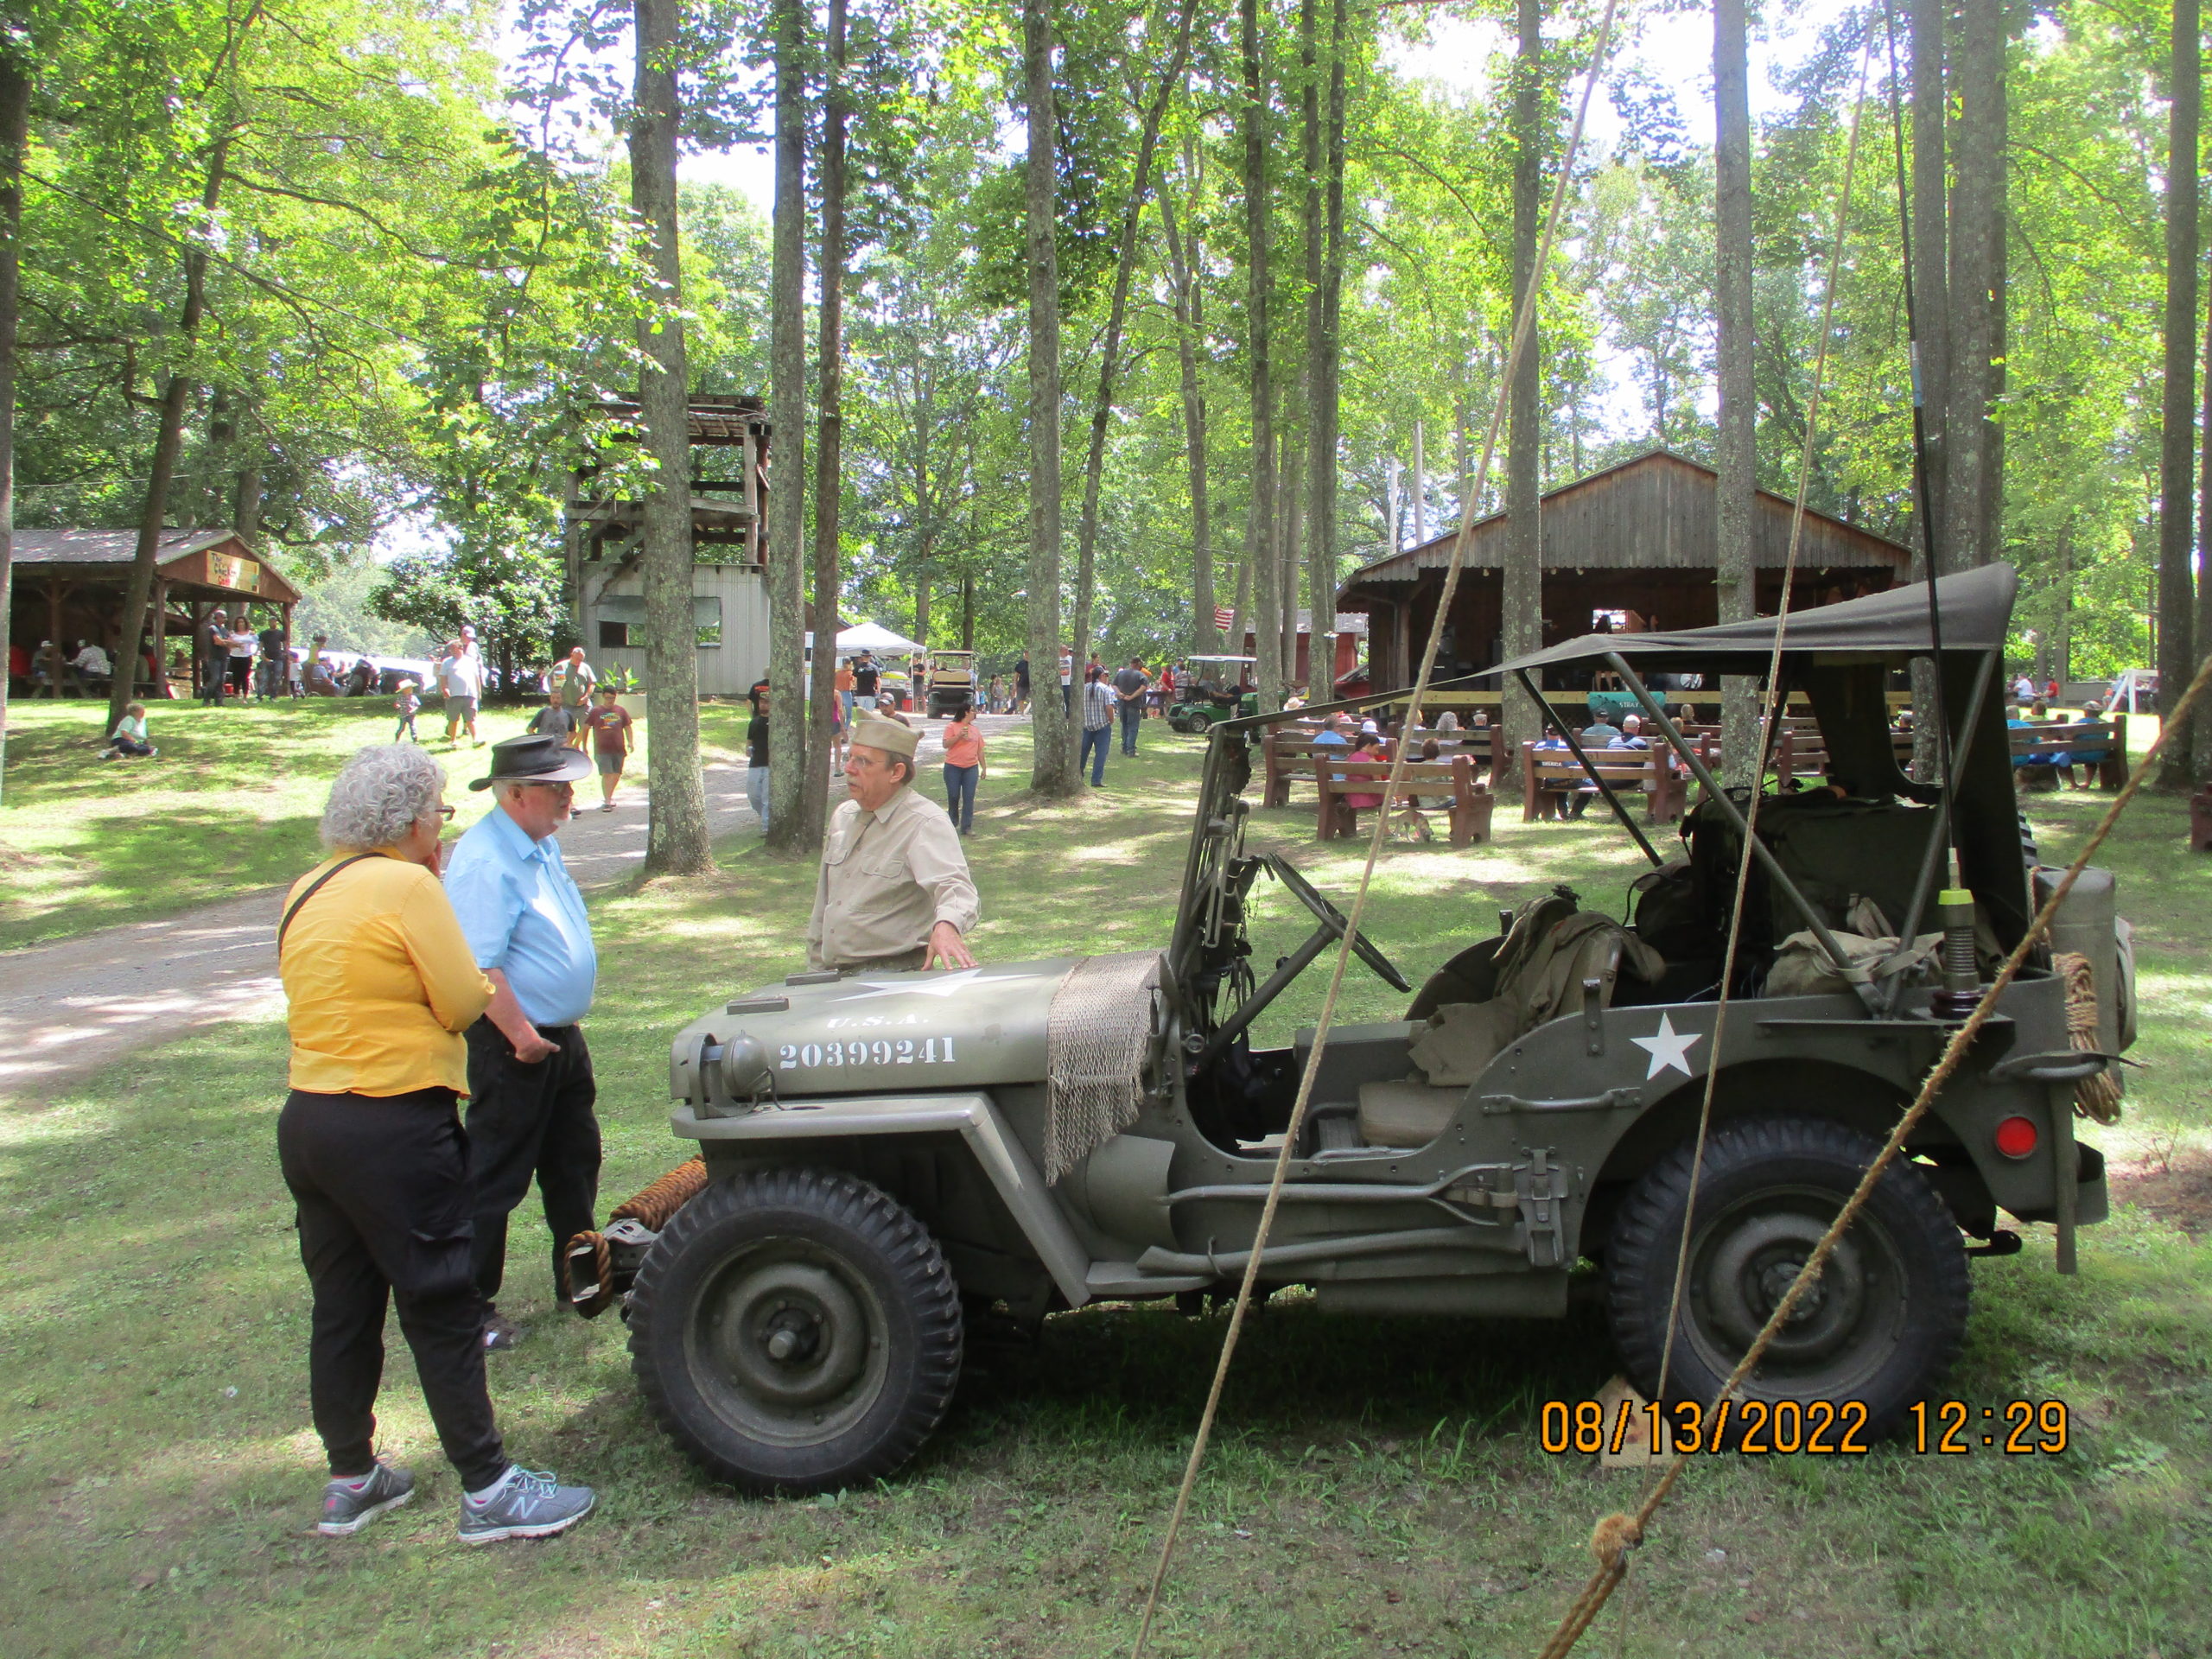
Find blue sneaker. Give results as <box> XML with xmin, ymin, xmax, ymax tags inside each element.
<box><xmin>457</xmin><ymin>1465</ymin><xmax>595</xmax><ymax>1544</ymax></box>
<box><xmin>318</xmin><ymin>1461</ymin><xmax>415</xmax><ymax>1536</ymax></box>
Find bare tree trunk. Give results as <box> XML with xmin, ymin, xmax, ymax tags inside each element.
<box><xmin>1500</xmin><ymin>0</ymin><xmax>1544</xmax><ymax>748</ymax></box>
<box><xmin>1910</xmin><ymin>0</ymin><xmax>1949</xmax><ymax>524</ymax></box>
<box><xmin>630</xmin><ymin>0</ymin><xmax>711</xmax><ymax>875</ymax></box>
<box><xmin>1071</xmin><ymin>0</ymin><xmax>1197</xmax><ymax>695</ymax></box>
<box><xmin>764</xmin><ymin>0</ymin><xmax>810</xmax><ymax>848</ymax></box>
<box><xmin>2159</xmin><ymin>0</ymin><xmax>2200</xmax><ymax>785</ymax></box>
<box><xmin>801</xmin><ymin>0</ymin><xmax>849</xmax><ymax>851</ymax></box>
<box><xmin>1161</xmin><ymin>180</ymin><xmax>1215</xmax><ymax>654</ymax></box>
<box><xmin>1715</xmin><ymin>0</ymin><xmax>1758</xmax><ymax>785</ymax></box>
<box><xmin>1241</xmin><ymin>0</ymin><xmax>1281</xmax><ymax>712</ymax></box>
<box><xmin>1023</xmin><ymin>0</ymin><xmax>1076</xmax><ymax>792</ymax></box>
<box><xmin>0</xmin><ymin>53</ymin><xmax>26</xmax><ymax>812</ymax></box>
<box><xmin>1942</xmin><ymin>0</ymin><xmax>2001</xmax><ymax>577</ymax></box>
<box><xmin>1227</xmin><ymin>553</ymin><xmax>1252</xmax><ymax>662</ymax></box>
<box><xmin>111</xmin><ymin>132</ymin><xmax>232</xmax><ymax>732</ymax></box>
<box><xmin>1306</xmin><ymin>0</ymin><xmax>1347</xmax><ymax>696</ymax></box>
<box><xmin>1278</xmin><ymin>423</ymin><xmax>1303</xmax><ymax>685</ymax></box>
<box><xmin>2198</xmin><ymin>156</ymin><xmax>2212</xmax><ymax>783</ymax></box>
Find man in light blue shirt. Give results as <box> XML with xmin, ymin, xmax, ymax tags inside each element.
<box><xmin>445</xmin><ymin>734</ymin><xmax>601</xmax><ymax>1350</ymax></box>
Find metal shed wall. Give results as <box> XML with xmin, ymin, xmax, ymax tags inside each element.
<box><xmin>578</xmin><ymin>562</ymin><xmax>768</xmax><ymax>698</ymax></box>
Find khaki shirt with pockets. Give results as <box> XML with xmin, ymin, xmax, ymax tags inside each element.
<box><xmin>806</xmin><ymin>785</ymin><xmax>981</xmax><ymax>969</ymax></box>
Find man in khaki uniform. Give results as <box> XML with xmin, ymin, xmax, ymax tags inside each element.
<box><xmin>808</xmin><ymin>715</ymin><xmax>980</xmax><ymax>973</ymax></box>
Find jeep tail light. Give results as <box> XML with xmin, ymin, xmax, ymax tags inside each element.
<box><xmin>1993</xmin><ymin>1116</ymin><xmax>2039</xmax><ymax>1160</ymax></box>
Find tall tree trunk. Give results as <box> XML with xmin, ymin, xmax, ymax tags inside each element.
<box><xmin>801</xmin><ymin>0</ymin><xmax>849</xmax><ymax>851</ymax></box>
<box><xmin>1227</xmin><ymin>550</ymin><xmax>1252</xmax><ymax>660</ymax></box>
<box><xmin>111</xmin><ymin>132</ymin><xmax>232</xmax><ymax>730</ymax></box>
<box><xmin>1278</xmin><ymin>419</ymin><xmax>1302</xmax><ymax>683</ymax></box>
<box><xmin>1501</xmin><ymin>0</ymin><xmax>1544</xmax><ymax>748</ymax></box>
<box><xmin>2159</xmin><ymin>0</ymin><xmax>2200</xmax><ymax>785</ymax></box>
<box><xmin>631</xmin><ymin>0</ymin><xmax>711</xmax><ymax>875</ymax></box>
<box><xmin>1023</xmin><ymin>0</ymin><xmax>1076</xmax><ymax>792</ymax></box>
<box><xmin>1306</xmin><ymin>0</ymin><xmax>1347</xmax><ymax>695</ymax></box>
<box><xmin>1910</xmin><ymin>0</ymin><xmax>1949</xmax><ymax>526</ymax></box>
<box><xmin>2197</xmin><ymin>164</ymin><xmax>2212</xmax><ymax>784</ymax></box>
<box><xmin>0</xmin><ymin>54</ymin><xmax>25</xmax><ymax>812</ymax></box>
<box><xmin>764</xmin><ymin>0</ymin><xmax>810</xmax><ymax>847</ymax></box>
<box><xmin>1161</xmin><ymin>178</ymin><xmax>1214</xmax><ymax>652</ymax></box>
<box><xmin>1071</xmin><ymin>0</ymin><xmax>1196</xmax><ymax>696</ymax></box>
<box><xmin>960</xmin><ymin>573</ymin><xmax>976</xmax><ymax>650</ymax></box>
<box><xmin>1299</xmin><ymin>0</ymin><xmax>1324</xmax><ymax>688</ymax></box>
<box><xmin>1715</xmin><ymin>0</ymin><xmax>1758</xmax><ymax>784</ymax></box>
<box><xmin>1241</xmin><ymin>0</ymin><xmax>1281</xmax><ymax>712</ymax></box>
<box><xmin>1942</xmin><ymin>0</ymin><xmax>2001</xmax><ymax>577</ymax></box>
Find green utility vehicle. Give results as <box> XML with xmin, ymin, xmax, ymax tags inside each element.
<box><xmin>1166</xmin><ymin>655</ymin><xmax>1260</xmax><ymax>733</ymax></box>
<box><xmin>620</xmin><ymin>566</ymin><xmax>2129</xmax><ymax>1494</ymax></box>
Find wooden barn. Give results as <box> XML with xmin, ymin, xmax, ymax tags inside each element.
<box><xmin>1337</xmin><ymin>450</ymin><xmax>1915</xmax><ymax>689</ymax></box>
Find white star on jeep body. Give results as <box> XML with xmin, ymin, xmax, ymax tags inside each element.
<box><xmin>834</xmin><ymin>967</ymin><xmax>1050</xmax><ymax>1002</ymax></box>
<box><xmin>1630</xmin><ymin>1013</ymin><xmax>1704</xmax><ymax>1080</ymax></box>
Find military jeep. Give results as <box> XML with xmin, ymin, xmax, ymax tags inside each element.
<box><xmin>624</xmin><ymin>565</ymin><xmax>2130</xmax><ymax>1494</ymax></box>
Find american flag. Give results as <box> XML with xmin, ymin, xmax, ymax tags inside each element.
<box><xmin>1213</xmin><ymin>605</ymin><xmax>1235</xmax><ymax>631</ymax></box>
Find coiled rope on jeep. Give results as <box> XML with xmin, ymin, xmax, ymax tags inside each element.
<box><xmin>2054</xmin><ymin>950</ymin><xmax>2124</xmax><ymax>1125</ymax></box>
<box><xmin>562</xmin><ymin>1158</ymin><xmax>710</xmax><ymax>1319</ymax></box>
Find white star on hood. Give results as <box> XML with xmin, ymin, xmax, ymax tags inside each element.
<box><xmin>1630</xmin><ymin>1012</ymin><xmax>1704</xmax><ymax>1080</ymax></box>
<box><xmin>834</xmin><ymin>967</ymin><xmax>1048</xmax><ymax>1002</ymax></box>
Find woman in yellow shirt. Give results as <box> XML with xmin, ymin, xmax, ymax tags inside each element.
<box><xmin>277</xmin><ymin>745</ymin><xmax>594</xmax><ymax>1544</ymax></box>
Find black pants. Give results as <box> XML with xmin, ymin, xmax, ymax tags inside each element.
<box><xmin>464</xmin><ymin>1020</ymin><xmax>601</xmax><ymax>1308</ymax></box>
<box><xmin>276</xmin><ymin>1088</ymin><xmax>509</xmax><ymax>1489</ymax></box>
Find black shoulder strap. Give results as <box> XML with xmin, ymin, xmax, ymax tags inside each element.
<box><xmin>276</xmin><ymin>854</ymin><xmax>380</xmax><ymax>960</ymax></box>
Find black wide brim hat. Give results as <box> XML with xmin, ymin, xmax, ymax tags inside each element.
<box><xmin>469</xmin><ymin>733</ymin><xmax>597</xmax><ymax>791</ymax></box>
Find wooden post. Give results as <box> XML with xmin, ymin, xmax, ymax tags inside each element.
<box><xmin>280</xmin><ymin>601</ymin><xmax>293</xmax><ymax>697</ymax></box>
<box><xmin>148</xmin><ymin>575</ymin><xmax>168</xmax><ymax>696</ymax></box>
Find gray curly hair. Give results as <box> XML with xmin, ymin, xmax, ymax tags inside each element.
<box><xmin>320</xmin><ymin>745</ymin><xmax>447</xmax><ymax>852</ymax></box>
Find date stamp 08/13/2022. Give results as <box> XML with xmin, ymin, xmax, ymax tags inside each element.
<box><xmin>1541</xmin><ymin>1395</ymin><xmax>2073</xmax><ymax>1459</ymax></box>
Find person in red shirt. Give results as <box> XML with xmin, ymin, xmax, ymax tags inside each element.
<box><xmin>582</xmin><ymin>687</ymin><xmax>634</xmax><ymax>811</ymax></box>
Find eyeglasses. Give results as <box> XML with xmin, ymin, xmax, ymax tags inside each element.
<box><xmin>435</xmin><ymin>804</ymin><xmax>457</xmax><ymax>821</ymax></box>
<box><xmin>522</xmin><ymin>780</ymin><xmax>575</xmax><ymax>797</ymax></box>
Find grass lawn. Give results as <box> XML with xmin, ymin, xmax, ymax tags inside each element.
<box><xmin>0</xmin><ymin>698</ymin><xmax>753</xmax><ymax>950</ymax></box>
<box><xmin>2</xmin><ymin>719</ymin><xmax>2209</xmax><ymax>1656</ymax></box>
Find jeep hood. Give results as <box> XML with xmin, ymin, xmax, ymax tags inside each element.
<box><xmin>671</xmin><ymin>959</ymin><xmax>1083</xmax><ymax>1102</ymax></box>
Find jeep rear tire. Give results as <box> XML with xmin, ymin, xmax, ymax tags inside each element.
<box><xmin>1604</xmin><ymin>1115</ymin><xmax>1967</xmax><ymax>1440</ymax></box>
<box><xmin>629</xmin><ymin>1168</ymin><xmax>963</xmax><ymax>1495</ymax></box>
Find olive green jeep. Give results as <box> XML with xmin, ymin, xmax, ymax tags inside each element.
<box><xmin>615</xmin><ymin>565</ymin><xmax>2129</xmax><ymax>1494</ymax></box>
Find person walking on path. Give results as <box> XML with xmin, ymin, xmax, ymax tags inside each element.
<box><xmin>443</xmin><ymin>735</ymin><xmax>602</xmax><ymax>1353</ymax></box>
<box><xmin>836</xmin><ymin>658</ymin><xmax>856</xmax><ymax>727</ymax></box>
<box><xmin>940</xmin><ymin>699</ymin><xmax>985</xmax><ymax>836</ymax></box>
<box><xmin>807</xmin><ymin>715</ymin><xmax>979</xmax><ymax>973</ymax></box>
<box><xmin>745</xmin><ymin>681</ymin><xmax>772</xmax><ymax>832</ymax></box>
<box><xmin>852</xmin><ymin>652</ymin><xmax>880</xmax><ymax>710</ymax></box>
<box><xmin>197</xmin><ymin>612</ymin><xmax>228</xmax><ymax>705</ymax></box>
<box><xmin>582</xmin><ymin>686</ymin><xmax>632</xmax><ymax>810</ymax></box>
<box><xmin>441</xmin><ymin>631</ymin><xmax>485</xmax><ymax>747</ymax></box>
<box><xmin>393</xmin><ymin>682</ymin><xmax>422</xmax><ymax>743</ymax></box>
<box><xmin>1058</xmin><ymin>646</ymin><xmax>1075</xmax><ymax>715</ymax></box>
<box><xmin>1013</xmin><ymin>657</ymin><xmax>1031</xmax><ymax>715</ymax></box>
<box><xmin>1113</xmin><ymin>658</ymin><xmax>1150</xmax><ymax>757</ymax></box>
<box><xmin>277</xmin><ymin>743</ymin><xmax>595</xmax><ymax>1544</ymax></box>
<box><xmin>552</xmin><ymin>647</ymin><xmax>595</xmax><ymax>748</ymax></box>
<box><xmin>525</xmin><ymin>691</ymin><xmax>575</xmax><ymax>746</ymax></box>
<box><xmin>1080</xmin><ymin>665</ymin><xmax>1115</xmax><ymax>786</ymax></box>
<box><xmin>257</xmin><ymin>619</ymin><xmax>286</xmax><ymax>698</ymax></box>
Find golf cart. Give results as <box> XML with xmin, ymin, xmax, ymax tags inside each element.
<box><xmin>918</xmin><ymin>650</ymin><xmax>978</xmax><ymax>719</ymax></box>
<box><xmin>615</xmin><ymin>564</ymin><xmax>2128</xmax><ymax>1494</ymax></box>
<box><xmin>1167</xmin><ymin>655</ymin><xmax>1259</xmax><ymax>732</ymax></box>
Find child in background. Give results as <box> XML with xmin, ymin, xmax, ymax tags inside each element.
<box><xmin>393</xmin><ymin>679</ymin><xmax>422</xmax><ymax>742</ymax></box>
<box><xmin>101</xmin><ymin>702</ymin><xmax>156</xmax><ymax>760</ymax></box>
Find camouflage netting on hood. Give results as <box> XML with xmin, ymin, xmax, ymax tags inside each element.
<box><xmin>1045</xmin><ymin>950</ymin><xmax>1164</xmax><ymax>1182</ymax></box>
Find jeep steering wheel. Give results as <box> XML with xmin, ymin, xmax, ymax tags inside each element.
<box><xmin>1266</xmin><ymin>854</ymin><xmax>1412</xmax><ymax>992</ymax></box>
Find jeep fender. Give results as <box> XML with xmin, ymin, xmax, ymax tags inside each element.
<box><xmin>671</xmin><ymin>1093</ymin><xmax>1092</xmax><ymax>1308</ymax></box>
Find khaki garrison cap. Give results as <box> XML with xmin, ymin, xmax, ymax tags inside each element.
<box><xmin>850</xmin><ymin>715</ymin><xmax>919</xmax><ymax>758</ymax></box>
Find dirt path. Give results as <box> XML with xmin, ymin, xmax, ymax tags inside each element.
<box><xmin>0</xmin><ymin>760</ymin><xmax>763</xmax><ymax>1100</ymax></box>
<box><xmin>0</xmin><ymin>713</ymin><xmax>1016</xmax><ymax>1101</ymax></box>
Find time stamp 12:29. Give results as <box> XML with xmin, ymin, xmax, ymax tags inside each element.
<box><xmin>1539</xmin><ymin>1398</ymin><xmax>2072</xmax><ymax>1456</ymax></box>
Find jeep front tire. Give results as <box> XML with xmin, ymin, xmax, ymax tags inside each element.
<box><xmin>629</xmin><ymin>1167</ymin><xmax>963</xmax><ymax>1494</ymax></box>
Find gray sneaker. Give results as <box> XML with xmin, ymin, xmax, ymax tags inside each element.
<box><xmin>457</xmin><ymin>1466</ymin><xmax>595</xmax><ymax>1544</ymax></box>
<box><xmin>318</xmin><ymin>1461</ymin><xmax>415</xmax><ymax>1536</ymax></box>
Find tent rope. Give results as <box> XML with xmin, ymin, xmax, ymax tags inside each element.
<box><xmin>1128</xmin><ymin>3</ymin><xmax>1623</xmax><ymax>1650</ymax></box>
<box><xmin>1534</xmin><ymin>645</ymin><xmax>2212</xmax><ymax>1659</ymax></box>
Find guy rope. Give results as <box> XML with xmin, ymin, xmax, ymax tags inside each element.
<box><xmin>1130</xmin><ymin>1</ymin><xmax>1623</xmax><ymax>1649</ymax></box>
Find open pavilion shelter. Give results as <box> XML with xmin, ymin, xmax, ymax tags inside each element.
<box><xmin>1336</xmin><ymin>451</ymin><xmax>1915</xmax><ymax>697</ymax></box>
<box><xmin>8</xmin><ymin>526</ymin><xmax>300</xmax><ymax>697</ymax></box>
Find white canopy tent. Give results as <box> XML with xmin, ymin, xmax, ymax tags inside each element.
<box><xmin>801</xmin><ymin>621</ymin><xmax>925</xmax><ymax>655</ymax></box>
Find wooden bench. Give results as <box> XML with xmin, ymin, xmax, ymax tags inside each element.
<box><xmin>2008</xmin><ymin>717</ymin><xmax>2127</xmax><ymax>789</ymax></box>
<box><xmin>1520</xmin><ymin>742</ymin><xmax>1686</xmax><ymax>824</ymax></box>
<box><xmin>1316</xmin><ymin>754</ymin><xmax>1495</xmax><ymax>847</ymax></box>
<box><xmin>1268</xmin><ymin>728</ymin><xmax>1503</xmax><ymax>806</ymax></box>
